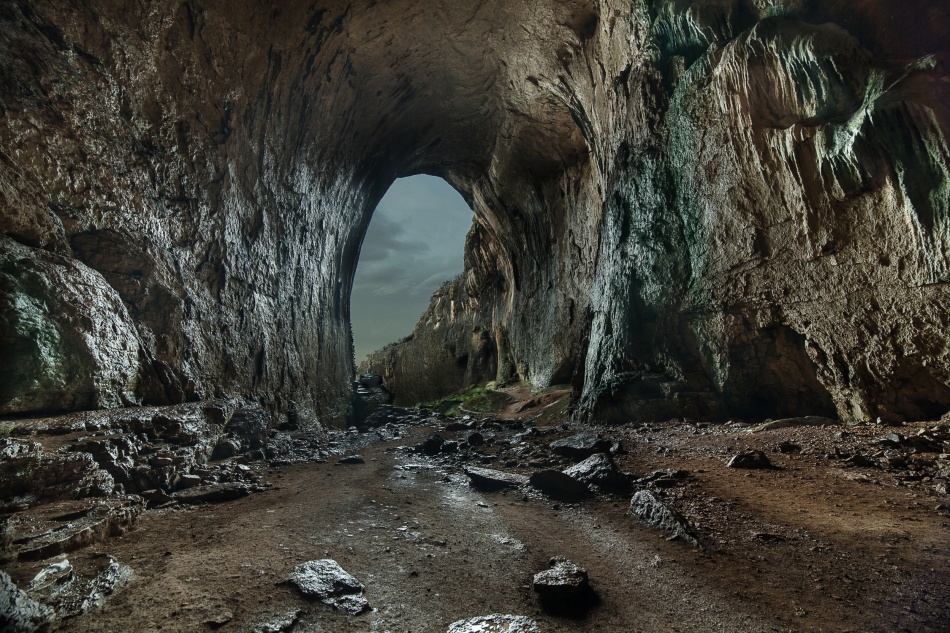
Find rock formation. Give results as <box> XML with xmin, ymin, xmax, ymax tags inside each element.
<box><xmin>2</xmin><ymin>1</ymin><xmax>949</xmax><ymax>426</ymax></box>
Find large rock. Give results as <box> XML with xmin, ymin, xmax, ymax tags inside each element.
<box><xmin>549</xmin><ymin>434</ymin><xmax>612</xmax><ymax>460</ymax></box>
<box><xmin>528</xmin><ymin>470</ymin><xmax>590</xmax><ymax>501</ymax></box>
<box><xmin>173</xmin><ymin>482</ymin><xmax>251</xmax><ymax>505</ymax></box>
<box><xmin>0</xmin><ymin>236</ymin><xmax>141</xmax><ymax>415</ymax></box>
<box><xmin>563</xmin><ymin>453</ymin><xmax>632</xmax><ymax>493</ymax></box>
<box><xmin>532</xmin><ymin>556</ymin><xmax>596</xmax><ymax>615</ymax></box>
<box><xmin>446</xmin><ymin>614</ymin><xmax>539</xmax><ymax>633</ymax></box>
<box><xmin>463</xmin><ymin>467</ymin><xmax>529</xmax><ymax>491</ymax></box>
<box><xmin>1</xmin><ymin>1</ymin><xmax>949</xmax><ymax>425</ymax></box>
<box><xmin>629</xmin><ymin>491</ymin><xmax>700</xmax><ymax>548</ymax></box>
<box><xmin>0</xmin><ymin>571</ymin><xmax>54</xmax><ymax>633</ymax></box>
<box><xmin>287</xmin><ymin>559</ymin><xmax>370</xmax><ymax>615</ymax></box>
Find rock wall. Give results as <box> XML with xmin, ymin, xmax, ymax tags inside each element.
<box><xmin>1</xmin><ymin>0</ymin><xmax>948</xmax><ymax>425</ymax></box>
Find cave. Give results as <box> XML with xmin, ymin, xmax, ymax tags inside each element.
<box><xmin>2</xmin><ymin>1</ymin><xmax>950</xmax><ymax>631</ymax></box>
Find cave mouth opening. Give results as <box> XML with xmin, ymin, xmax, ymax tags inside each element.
<box><xmin>351</xmin><ymin>174</ymin><xmax>474</xmax><ymax>371</ymax></box>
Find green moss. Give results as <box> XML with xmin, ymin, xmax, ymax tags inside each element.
<box><xmin>418</xmin><ymin>383</ymin><xmax>503</xmax><ymax>417</ymax></box>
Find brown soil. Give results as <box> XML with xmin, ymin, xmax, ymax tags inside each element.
<box><xmin>7</xmin><ymin>386</ymin><xmax>950</xmax><ymax>632</ymax></box>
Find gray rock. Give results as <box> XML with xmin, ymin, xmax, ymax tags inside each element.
<box><xmin>225</xmin><ymin>408</ymin><xmax>270</xmax><ymax>452</ymax></box>
<box><xmin>532</xmin><ymin>556</ymin><xmax>589</xmax><ymax>601</ymax></box>
<box><xmin>726</xmin><ymin>450</ymin><xmax>773</xmax><ymax>469</ymax></box>
<box><xmin>358</xmin><ymin>374</ymin><xmax>383</xmax><ymax>389</ymax></box>
<box><xmin>463</xmin><ymin>467</ymin><xmax>529</xmax><ymax>490</ymax></box>
<box><xmin>633</xmin><ymin>469</ymin><xmax>690</xmax><ymax>489</ymax></box>
<box><xmin>0</xmin><ymin>571</ymin><xmax>54</xmax><ymax>633</ymax></box>
<box><xmin>549</xmin><ymin>433</ymin><xmax>611</xmax><ymax>459</ymax></box>
<box><xmin>211</xmin><ymin>438</ymin><xmax>242</xmax><ymax>461</ymax></box>
<box><xmin>466</xmin><ymin>432</ymin><xmax>485</xmax><ymax>447</ymax></box>
<box><xmin>37</xmin><ymin>556</ymin><xmax>132</xmax><ymax>620</ymax></box>
<box><xmin>748</xmin><ymin>417</ymin><xmax>837</xmax><ymax>433</ymax></box>
<box><xmin>529</xmin><ymin>470</ymin><xmax>590</xmax><ymax>500</ymax></box>
<box><xmin>0</xmin><ymin>236</ymin><xmax>141</xmax><ymax>416</ymax></box>
<box><xmin>287</xmin><ymin>559</ymin><xmax>370</xmax><ymax>615</ymax></box>
<box><xmin>253</xmin><ymin>609</ymin><xmax>302</xmax><ymax>633</ymax></box>
<box><xmin>446</xmin><ymin>614</ymin><xmax>540</xmax><ymax>633</ymax></box>
<box><xmin>352</xmin><ymin>375</ymin><xmax>394</xmax><ymax>427</ymax></box>
<box><xmin>532</xmin><ymin>556</ymin><xmax>596</xmax><ymax>615</ymax></box>
<box><xmin>629</xmin><ymin>490</ymin><xmax>700</xmax><ymax>547</ymax></box>
<box><xmin>0</xmin><ymin>439</ymin><xmax>114</xmax><ymax>512</ymax></box>
<box><xmin>14</xmin><ymin>498</ymin><xmax>141</xmax><ymax>562</ymax></box>
<box><xmin>563</xmin><ymin>453</ymin><xmax>631</xmax><ymax>493</ymax></box>
<box><xmin>337</xmin><ymin>454</ymin><xmax>366</xmax><ymax>464</ymax></box>
<box><xmin>173</xmin><ymin>482</ymin><xmax>250</xmax><ymax>505</ymax></box>
<box><xmin>421</xmin><ymin>434</ymin><xmax>446</xmax><ymax>456</ymax></box>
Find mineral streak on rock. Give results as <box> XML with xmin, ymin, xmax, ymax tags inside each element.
<box><xmin>1</xmin><ymin>1</ymin><xmax>949</xmax><ymax>426</ymax></box>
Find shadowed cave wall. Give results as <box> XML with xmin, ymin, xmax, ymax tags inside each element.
<box><xmin>1</xmin><ymin>0</ymin><xmax>949</xmax><ymax>427</ymax></box>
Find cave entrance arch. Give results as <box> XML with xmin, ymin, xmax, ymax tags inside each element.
<box><xmin>351</xmin><ymin>175</ymin><xmax>474</xmax><ymax>372</ymax></box>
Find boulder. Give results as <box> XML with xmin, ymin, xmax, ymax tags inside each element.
<box><xmin>0</xmin><ymin>571</ymin><xmax>54</xmax><ymax>633</ymax></box>
<box><xmin>532</xmin><ymin>556</ymin><xmax>595</xmax><ymax>614</ymax></box>
<box><xmin>563</xmin><ymin>453</ymin><xmax>631</xmax><ymax>493</ymax></box>
<box><xmin>629</xmin><ymin>490</ymin><xmax>700</xmax><ymax>547</ymax></box>
<box><xmin>173</xmin><ymin>482</ymin><xmax>250</xmax><ymax>505</ymax></box>
<box><xmin>225</xmin><ymin>408</ymin><xmax>270</xmax><ymax>452</ymax></box>
<box><xmin>447</xmin><ymin>614</ymin><xmax>540</xmax><ymax>633</ymax></box>
<box><xmin>549</xmin><ymin>433</ymin><xmax>611</xmax><ymax>460</ymax></box>
<box><xmin>463</xmin><ymin>467</ymin><xmax>528</xmax><ymax>490</ymax></box>
<box><xmin>726</xmin><ymin>450</ymin><xmax>773</xmax><ymax>469</ymax></box>
<box><xmin>0</xmin><ymin>236</ymin><xmax>141</xmax><ymax>416</ymax></box>
<box><xmin>287</xmin><ymin>559</ymin><xmax>370</xmax><ymax>615</ymax></box>
<box><xmin>528</xmin><ymin>470</ymin><xmax>590</xmax><ymax>500</ymax></box>
<box><xmin>421</xmin><ymin>434</ymin><xmax>446</xmax><ymax>456</ymax></box>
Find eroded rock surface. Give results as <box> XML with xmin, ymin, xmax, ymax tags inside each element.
<box><xmin>446</xmin><ymin>614</ymin><xmax>540</xmax><ymax>633</ymax></box>
<box><xmin>1</xmin><ymin>1</ymin><xmax>949</xmax><ymax>426</ymax></box>
<box><xmin>287</xmin><ymin>559</ymin><xmax>370</xmax><ymax>615</ymax></box>
<box><xmin>0</xmin><ymin>571</ymin><xmax>54</xmax><ymax>633</ymax></box>
<box><xmin>629</xmin><ymin>490</ymin><xmax>700</xmax><ymax>547</ymax></box>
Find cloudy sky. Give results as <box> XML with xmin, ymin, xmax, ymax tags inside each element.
<box><xmin>351</xmin><ymin>175</ymin><xmax>473</xmax><ymax>363</ymax></box>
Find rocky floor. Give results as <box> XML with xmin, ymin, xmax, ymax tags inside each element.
<box><xmin>3</xmin><ymin>385</ymin><xmax>950</xmax><ymax>632</ymax></box>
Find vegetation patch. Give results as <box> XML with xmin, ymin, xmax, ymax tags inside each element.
<box><xmin>418</xmin><ymin>384</ymin><xmax>509</xmax><ymax>417</ymax></box>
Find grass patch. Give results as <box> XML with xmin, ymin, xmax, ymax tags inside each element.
<box><xmin>419</xmin><ymin>384</ymin><xmax>508</xmax><ymax>417</ymax></box>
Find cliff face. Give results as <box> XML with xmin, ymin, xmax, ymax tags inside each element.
<box><xmin>358</xmin><ymin>276</ymin><xmax>498</xmax><ymax>407</ymax></box>
<box><xmin>2</xmin><ymin>0</ymin><xmax>949</xmax><ymax>425</ymax></box>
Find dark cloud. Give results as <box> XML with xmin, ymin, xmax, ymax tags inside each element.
<box><xmin>351</xmin><ymin>175</ymin><xmax>472</xmax><ymax>362</ymax></box>
<box><xmin>357</xmin><ymin>214</ymin><xmax>430</xmax><ymax>263</ymax></box>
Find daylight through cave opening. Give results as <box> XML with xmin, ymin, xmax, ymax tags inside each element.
<box><xmin>351</xmin><ymin>175</ymin><xmax>475</xmax><ymax>401</ymax></box>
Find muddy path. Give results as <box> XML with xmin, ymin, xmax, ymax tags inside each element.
<box><xmin>21</xmin><ymin>412</ymin><xmax>945</xmax><ymax>633</ymax></box>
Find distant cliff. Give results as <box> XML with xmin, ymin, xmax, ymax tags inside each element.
<box><xmin>359</xmin><ymin>276</ymin><xmax>498</xmax><ymax>407</ymax></box>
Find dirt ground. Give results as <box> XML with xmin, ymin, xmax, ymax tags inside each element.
<box><xmin>7</xmin><ymin>385</ymin><xmax>950</xmax><ymax>632</ymax></box>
